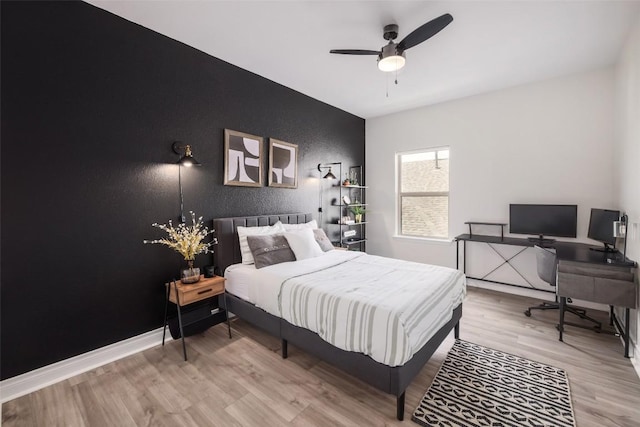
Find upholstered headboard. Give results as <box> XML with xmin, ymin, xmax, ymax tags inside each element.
<box><xmin>213</xmin><ymin>213</ymin><xmax>313</xmax><ymax>275</ymax></box>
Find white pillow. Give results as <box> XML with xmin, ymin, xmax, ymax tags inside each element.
<box><xmin>283</xmin><ymin>229</ymin><xmax>324</xmax><ymax>260</ymax></box>
<box><xmin>282</xmin><ymin>219</ymin><xmax>318</xmax><ymax>231</ymax></box>
<box><xmin>237</xmin><ymin>221</ymin><xmax>285</xmax><ymax>264</ymax></box>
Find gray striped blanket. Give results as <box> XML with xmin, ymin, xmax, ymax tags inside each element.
<box><xmin>277</xmin><ymin>252</ymin><xmax>466</xmax><ymax>366</ymax></box>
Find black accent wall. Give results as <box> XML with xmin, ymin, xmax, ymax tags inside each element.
<box><xmin>1</xmin><ymin>1</ymin><xmax>364</xmax><ymax>380</ymax></box>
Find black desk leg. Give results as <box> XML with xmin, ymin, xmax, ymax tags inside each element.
<box><xmin>162</xmin><ymin>281</ymin><xmax>171</xmax><ymax>346</ymax></box>
<box><xmin>558</xmin><ymin>297</ymin><xmax>566</xmax><ymax>342</ymax></box>
<box><xmin>463</xmin><ymin>240</ymin><xmax>467</xmax><ymax>274</ymax></box>
<box><xmin>625</xmin><ymin>307</ymin><xmax>630</xmax><ymax>358</ymax></box>
<box><xmin>609</xmin><ymin>305</ymin><xmax>614</xmax><ymax>326</ymax></box>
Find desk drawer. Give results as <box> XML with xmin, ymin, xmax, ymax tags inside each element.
<box><xmin>557</xmin><ymin>272</ymin><xmax>637</xmax><ymax>308</ymax></box>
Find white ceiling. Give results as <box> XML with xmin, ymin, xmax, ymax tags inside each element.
<box><xmin>88</xmin><ymin>1</ymin><xmax>640</xmax><ymax>119</ymax></box>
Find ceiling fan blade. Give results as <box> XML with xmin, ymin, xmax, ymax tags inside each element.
<box><xmin>397</xmin><ymin>13</ymin><xmax>453</xmax><ymax>52</ymax></box>
<box><xmin>329</xmin><ymin>49</ymin><xmax>380</xmax><ymax>55</ymax></box>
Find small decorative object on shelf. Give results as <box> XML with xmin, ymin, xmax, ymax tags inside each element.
<box><xmin>349</xmin><ymin>170</ymin><xmax>359</xmax><ymax>186</ymax></box>
<box><xmin>203</xmin><ymin>265</ymin><xmax>216</xmax><ymax>278</ymax></box>
<box><xmin>344</xmin><ymin>229</ymin><xmax>357</xmax><ymax>238</ymax></box>
<box><xmin>343</xmin><ymin>174</ymin><xmax>350</xmax><ymax>186</ymax></box>
<box><xmin>341</xmin><ymin>216</ymin><xmax>355</xmax><ymax>225</ymax></box>
<box><xmin>350</xmin><ymin>205</ymin><xmax>366</xmax><ymax>223</ymax></box>
<box><xmin>144</xmin><ymin>211</ymin><xmax>217</xmax><ymax>284</ymax></box>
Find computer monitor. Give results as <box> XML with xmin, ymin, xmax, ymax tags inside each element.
<box><xmin>587</xmin><ymin>208</ymin><xmax>620</xmax><ymax>252</ymax></box>
<box><xmin>509</xmin><ymin>204</ymin><xmax>577</xmax><ymax>244</ymax></box>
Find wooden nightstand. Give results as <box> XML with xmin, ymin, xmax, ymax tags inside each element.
<box><xmin>162</xmin><ymin>275</ymin><xmax>231</xmax><ymax>361</ymax></box>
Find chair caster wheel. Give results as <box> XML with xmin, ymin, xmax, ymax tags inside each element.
<box><xmin>524</xmin><ymin>310</ymin><xmax>531</xmax><ymax>317</ymax></box>
<box><xmin>555</xmin><ymin>324</ymin><xmax>561</xmax><ymax>331</ymax></box>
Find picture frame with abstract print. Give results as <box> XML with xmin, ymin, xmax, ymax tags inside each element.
<box><xmin>268</xmin><ymin>139</ymin><xmax>298</xmax><ymax>189</ymax></box>
<box><xmin>224</xmin><ymin>129</ymin><xmax>263</xmax><ymax>187</ymax></box>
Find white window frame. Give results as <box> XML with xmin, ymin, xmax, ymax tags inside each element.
<box><xmin>396</xmin><ymin>146</ymin><xmax>450</xmax><ymax>240</ymax></box>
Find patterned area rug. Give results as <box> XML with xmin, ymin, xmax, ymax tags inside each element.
<box><xmin>412</xmin><ymin>340</ymin><xmax>576</xmax><ymax>427</ymax></box>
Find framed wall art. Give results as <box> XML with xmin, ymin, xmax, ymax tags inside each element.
<box><xmin>268</xmin><ymin>138</ymin><xmax>298</xmax><ymax>189</ymax></box>
<box><xmin>224</xmin><ymin>129</ymin><xmax>263</xmax><ymax>187</ymax></box>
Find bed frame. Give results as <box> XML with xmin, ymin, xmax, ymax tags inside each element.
<box><xmin>213</xmin><ymin>213</ymin><xmax>462</xmax><ymax>420</ymax></box>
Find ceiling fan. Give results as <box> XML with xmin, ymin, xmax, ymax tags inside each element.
<box><xmin>330</xmin><ymin>13</ymin><xmax>453</xmax><ymax>73</ymax></box>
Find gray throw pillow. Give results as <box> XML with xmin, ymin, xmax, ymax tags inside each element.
<box><xmin>247</xmin><ymin>234</ymin><xmax>296</xmax><ymax>269</ymax></box>
<box><xmin>313</xmin><ymin>228</ymin><xmax>334</xmax><ymax>252</ymax></box>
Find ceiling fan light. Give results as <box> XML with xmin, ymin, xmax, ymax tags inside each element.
<box><xmin>378</xmin><ymin>44</ymin><xmax>406</xmax><ymax>72</ymax></box>
<box><xmin>378</xmin><ymin>55</ymin><xmax>406</xmax><ymax>72</ymax></box>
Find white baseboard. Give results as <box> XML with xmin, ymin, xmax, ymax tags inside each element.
<box><xmin>0</xmin><ymin>327</ymin><xmax>170</xmax><ymax>404</ymax></box>
<box><xmin>467</xmin><ymin>279</ymin><xmax>553</xmax><ymax>300</ymax></box>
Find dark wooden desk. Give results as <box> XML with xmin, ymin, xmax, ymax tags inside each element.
<box><xmin>554</xmin><ymin>241</ymin><xmax>631</xmax><ymax>265</ymax></box>
<box><xmin>455</xmin><ymin>234</ymin><xmax>632</xmax><ymax>280</ymax></box>
<box><xmin>455</xmin><ymin>234</ymin><xmax>637</xmax><ymax>357</ymax></box>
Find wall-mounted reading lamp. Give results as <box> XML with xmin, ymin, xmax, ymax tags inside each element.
<box><xmin>317</xmin><ymin>162</ymin><xmax>341</xmax><ymax>227</ymax></box>
<box><xmin>317</xmin><ymin>163</ymin><xmax>338</xmax><ymax>180</ymax></box>
<box><xmin>173</xmin><ymin>142</ymin><xmax>201</xmax><ymax>167</ymax></box>
<box><xmin>173</xmin><ymin>142</ymin><xmax>201</xmax><ymax>223</ymax></box>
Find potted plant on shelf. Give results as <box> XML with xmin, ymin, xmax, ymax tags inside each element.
<box><xmin>144</xmin><ymin>211</ymin><xmax>217</xmax><ymax>284</ymax></box>
<box><xmin>350</xmin><ymin>206</ymin><xmax>366</xmax><ymax>223</ymax></box>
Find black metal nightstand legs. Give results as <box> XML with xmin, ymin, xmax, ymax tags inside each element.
<box><xmin>173</xmin><ymin>281</ymin><xmax>188</xmax><ymax>361</ymax></box>
<box><xmin>163</xmin><ymin>277</ymin><xmax>230</xmax><ymax>361</ymax></box>
<box><xmin>162</xmin><ymin>279</ymin><xmax>188</xmax><ymax>361</ymax></box>
<box><xmin>162</xmin><ymin>279</ymin><xmax>171</xmax><ymax>346</ymax></box>
<box><xmin>223</xmin><ymin>291</ymin><xmax>232</xmax><ymax>339</ymax></box>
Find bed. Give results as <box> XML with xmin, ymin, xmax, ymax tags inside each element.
<box><xmin>213</xmin><ymin>213</ymin><xmax>465</xmax><ymax>420</ymax></box>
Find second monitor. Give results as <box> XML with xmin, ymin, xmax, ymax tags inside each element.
<box><xmin>588</xmin><ymin>208</ymin><xmax>620</xmax><ymax>252</ymax></box>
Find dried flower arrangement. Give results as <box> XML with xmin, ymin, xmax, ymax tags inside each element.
<box><xmin>143</xmin><ymin>212</ymin><xmax>217</xmax><ymax>261</ymax></box>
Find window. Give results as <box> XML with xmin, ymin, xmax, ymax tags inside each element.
<box><xmin>397</xmin><ymin>148</ymin><xmax>450</xmax><ymax>238</ymax></box>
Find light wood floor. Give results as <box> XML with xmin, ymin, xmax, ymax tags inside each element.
<box><xmin>3</xmin><ymin>287</ymin><xmax>640</xmax><ymax>426</ymax></box>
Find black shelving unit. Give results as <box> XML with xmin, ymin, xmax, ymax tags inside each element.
<box><xmin>337</xmin><ymin>166</ymin><xmax>367</xmax><ymax>251</ymax></box>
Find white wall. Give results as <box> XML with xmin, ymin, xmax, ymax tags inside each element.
<box><xmin>366</xmin><ymin>68</ymin><xmax>616</xmax><ymax>271</ymax></box>
<box><xmin>614</xmin><ymin>15</ymin><xmax>640</xmax><ymax>363</ymax></box>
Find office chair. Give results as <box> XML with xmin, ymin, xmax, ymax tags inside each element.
<box><xmin>524</xmin><ymin>246</ymin><xmax>601</xmax><ymax>329</ymax></box>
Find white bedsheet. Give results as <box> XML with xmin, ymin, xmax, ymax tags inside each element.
<box><xmin>224</xmin><ymin>263</ymin><xmax>263</xmax><ymax>304</ymax></box>
<box><xmin>225</xmin><ymin>252</ymin><xmax>359</xmax><ymax>312</ymax></box>
<box><xmin>224</xmin><ymin>250</ymin><xmax>466</xmax><ymax>366</ymax></box>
